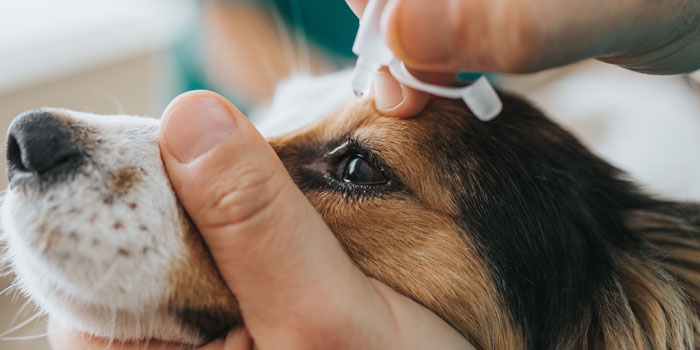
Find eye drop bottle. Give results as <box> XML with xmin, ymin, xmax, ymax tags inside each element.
<box><xmin>350</xmin><ymin>0</ymin><xmax>503</xmax><ymax>121</ymax></box>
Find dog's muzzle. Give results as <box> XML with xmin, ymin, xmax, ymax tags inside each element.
<box><xmin>6</xmin><ymin>110</ymin><xmax>85</xmax><ymax>189</ymax></box>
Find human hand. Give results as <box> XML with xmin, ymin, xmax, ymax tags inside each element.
<box><xmin>346</xmin><ymin>0</ymin><xmax>700</xmax><ymax>118</ymax></box>
<box><xmin>48</xmin><ymin>90</ymin><xmax>475</xmax><ymax>350</ymax></box>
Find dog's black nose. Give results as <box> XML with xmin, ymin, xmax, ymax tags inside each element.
<box><xmin>6</xmin><ymin>110</ymin><xmax>83</xmax><ymax>183</ymax></box>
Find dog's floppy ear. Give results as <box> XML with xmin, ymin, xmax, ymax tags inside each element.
<box><xmin>600</xmin><ymin>204</ymin><xmax>700</xmax><ymax>349</ymax></box>
<box><xmin>627</xmin><ymin>203</ymin><xmax>700</xmax><ymax>306</ymax></box>
<box><xmin>558</xmin><ymin>204</ymin><xmax>700</xmax><ymax>350</ymax></box>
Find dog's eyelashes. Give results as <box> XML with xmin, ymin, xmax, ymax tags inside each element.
<box><xmin>318</xmin><ymin>140</ymin><xmax>391</xmax><ymax>188</ymax></box>
<box><xmin>339</xmin><ymin>154</ymin><xmax>388</xmax><ymax>186</ymax></box>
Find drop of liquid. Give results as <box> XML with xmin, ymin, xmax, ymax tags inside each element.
<box><xmin>353</xmin><ymin>89</ymin><xmax>366</xmax><ymax>97</ymax></box>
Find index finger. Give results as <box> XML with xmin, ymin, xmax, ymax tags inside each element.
<box><xmin>48</xmin><ymin>319</ymin><xmax>187</xmax><ymax>350</ymax></box>
<box><xmin>345</xmin><ymin>0</ymin><xmax>368</xmax><ymax>17</ymax></box>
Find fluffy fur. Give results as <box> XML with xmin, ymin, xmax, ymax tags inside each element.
<box><xmin>1</xmin><ymin>73</ymin><xmax>699</xmax><ymax>349</ymax></box>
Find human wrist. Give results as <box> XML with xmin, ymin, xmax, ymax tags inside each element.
<box><xmin>600</xmin><ymin>24</ymin><xmax>700</xmax><ymax>74</ymax></box>
<box><xmin>596</xmin><ymin>0</ymin><xmax>700</xmax><ymax>74</ymax></box>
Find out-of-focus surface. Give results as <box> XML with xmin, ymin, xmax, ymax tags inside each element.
<box><xmin>0</xmin><ymin>1</ymin><xmax>699</xmax><ymax>349</ymax></box>
<box><xmin>0</xmin><ymin>0</ymin><xmax>191</xmax><ymax>95</ymax></box>
<box><xmin>0</xmin><ymin>1</ymin><xmax>193</xmax><ymax>349</ymax></box>
<box><xmin>501</xmin><ymin>62</ymin><xmax>700</xmax><ymax>201</ymax></box>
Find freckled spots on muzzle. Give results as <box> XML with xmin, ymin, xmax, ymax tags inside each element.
<box><xmin>109</xmin><ymin>167</ymin><xmax>141</xmax><ymax>197</ymax></box>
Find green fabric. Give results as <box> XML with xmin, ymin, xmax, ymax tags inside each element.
<box><xmin>263</xmin><ymin>0</ymin><xmax>358</xmax><ymax>60</ymax></box>
<box><xmin>171</xmin><ymin>1</ymin><xmax>489</xmax><ymax>108</ymax></box>
<box><xmin>171</xmin><ymin>1</ymin><xmax>358</xmax><ymax>112</ymax></box>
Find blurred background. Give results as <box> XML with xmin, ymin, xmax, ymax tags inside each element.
<box><xmin>1</xmin><ymin>0</ymin><xmax>699</xmax><ymax>349</ymax></box>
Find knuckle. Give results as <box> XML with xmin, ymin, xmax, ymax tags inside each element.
<box><xmin>492</xmin><ymin>6</ymin><xmax>541</xmax><ymax>72</ymax></box>
<box><xmin>457</xmin><ymin>2</ymin><xmax>541</xmax><ymax>72</ymax></box>
<box><xmin>199</xmin><ymin>162</ymin><xmax>285</xmax><ymax>229</ymax></box>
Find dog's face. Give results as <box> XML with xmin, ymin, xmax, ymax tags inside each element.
<box><xmin>2</xmin><ymin>93</ymin><xmax>695</xmax><ymax>349</ymax></box>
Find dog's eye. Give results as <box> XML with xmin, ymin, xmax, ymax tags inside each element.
<box><xmin>339</xmin><ymin>154</ymin><xmax>388</xmax><ymax>186</ymax></box>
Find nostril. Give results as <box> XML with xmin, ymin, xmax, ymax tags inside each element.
<box><xmin>6</xmin><ymin>134</ymin><xmax>26</xmax><ymax>172</ymax></box>
<box><xmin>6</xmin><ymin>110</ymin><xmax>84</xmax><ymax>181</ymax></box>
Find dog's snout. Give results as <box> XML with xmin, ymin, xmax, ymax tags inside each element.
<box><xmin>6</xmin><ymin>110</ymin><xmax>83</xmax><ymax>182</ymax></box>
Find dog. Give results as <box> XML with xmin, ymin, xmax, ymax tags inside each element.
<box><xmin>1</xmin><ymin>73</ymin><xmax>699</xmax><ymax>350</ymax></box>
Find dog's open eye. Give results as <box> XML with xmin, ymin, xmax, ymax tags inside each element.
<box><xmin>339</xmin><ymin>154</ymin><xmax>388</xmax><ymax>186</ymax></box>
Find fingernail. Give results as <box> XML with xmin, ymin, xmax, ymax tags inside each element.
<box><xmin>398</xmin><ymin>0</ymin><xmax>454</xmax><ymax>63</ymax></box>
<box><xmin>163</xmin><ymin>96</ymin><xmax>236</xmax><ymax>163</ymax></box>
<box><xmin>373</xmin><ymin>71</ymin><xmax>405</xmax><ymax>111</ymax></box>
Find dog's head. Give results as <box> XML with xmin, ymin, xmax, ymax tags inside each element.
<box><xmin>2</xmin><ymin>91</ymin><xmax>699</xmax><ymax>349</ymax></box>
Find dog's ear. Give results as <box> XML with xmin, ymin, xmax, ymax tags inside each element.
<box><xmin>559</xmin><ymin>205</ymin><xmax>700</xmax><ymax>350</ymax></box>
<box><xmin>627</xmin><ymin>203</ymin><xmax>700</xmax><ymax>305</ymax></box>
<box><xmin>599</xmin><ymin>204</ymin><xmax>700</xmax><ymax>349</ymax></box>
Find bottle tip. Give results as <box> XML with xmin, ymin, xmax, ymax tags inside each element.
<box><xmin>353</xmin><ymin>89</ymin><xmax>366</xmax><ymax>97</ymax></box>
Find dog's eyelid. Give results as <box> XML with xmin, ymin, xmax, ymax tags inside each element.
<box><xmin>326</xmin><ymin>140</ymin><xmax>352</xmax><ymax>158</ymax></box>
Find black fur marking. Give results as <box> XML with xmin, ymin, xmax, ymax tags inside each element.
<box><xmin>174</xmin><ymin>308</ymin><xmax>241</xmax><ymax>345</ymax></box>
<box><xmin>432</xmin><ymin>94</ymin><xmax>657</xmax><ymax>349</ymax></box>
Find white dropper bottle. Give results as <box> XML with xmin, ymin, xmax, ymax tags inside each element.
<box><xmin>351</xmin><ymin>0</ymin><xmax>392</xmax><ymax>97</ymax></box>
<box><xmin>350</xmin><ymin>0</ymin><xmax>503</xmax><ymax>121</ymax></box>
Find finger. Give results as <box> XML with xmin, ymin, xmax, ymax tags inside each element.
<box><xmin>197</xmin><ymin>327</ymin><xmax>252</xmax><ymax>350</ymax></box>
<box><xmin>380</xmin><ymin>0</ymin><xmax>698</xmax><ymax>74</ymax></box>
<box><xmin>198</xmin><ymin>327</ymin><xmax>253</xmax><ymax>350</ymax></box>
<box><xmin>368</xmin><ymin>279</ymin><xmax>478</xmax><ymax>350</ymax></box>
<box><xmin>48</xmin><ymin>319</ymin><xmax>185</xmax><ymax>350</ymax></box>
<box><xmin>345</xmin><ymin>0</ymin><xmax>368</xmax><ymax>17</ymax></box>
<box><xmin>158</xmin><ymin>91</ymin><xmax>393</xmax><ymax>348</ymax></box>
<box><xmin>381</xmin><ymin>0</ymin><xmax>539</xmax><ymax>72</ymax></box>
<box><xmin>372</xmin><ymin>67</ymin><xmax>430</xmax><ymax>118</ymax></box>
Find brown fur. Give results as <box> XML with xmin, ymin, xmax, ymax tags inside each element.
<box><xmin>110</xmin><ymin>167</ymin><xmax>140</xmax><ymax>196</ymax></box>
<box><xmin>168</xmin><ymin>210</ymin><xmax>240</xmax><ymax>339</ymax></box>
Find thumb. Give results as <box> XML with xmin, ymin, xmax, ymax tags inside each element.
<box><xmin>157</xmin><ymin>91</ymin><xmax>390</xmax><ymax>348</ymax></box>
<box><xmin>380</xmin><ymin>0</ymin><xmax>540</xmax><ymax>73</ymax></box>
<box><xmin>381</xmin><ymin>0</ymin><xmax>700</xmax><ymax>74</ymax></box>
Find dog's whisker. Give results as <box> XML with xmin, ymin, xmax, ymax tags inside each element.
<box><xmin>0</xmin><ymin>332</ymin><xmax>49</xmax><ymax>341</ymax></box>
<box><xmin>91</xmin><ymin>259</ymin><xmax>121</xmax><ymax>293</ymax></box>
<box><xmin>0</xmin><ymin>281</ymin><xmax>18</xmax><ymax>297</ymax></box>
<box><xmin>0</xmin><ymin>259</ymin><xmax>13</xmax><ymax>276</ymax></box>
<box><xmin>9</xmin><ymin>286</ymin><xmax>25</xmax><ymax>304</ymax></box>
<box><xmin>92</xmin><ymin>90</ymin><xmax>126</xmax><ymax>115</ymax></box>
<box><xmin>106</xmin><ymin>305</ymin><xmax>116</xmax><ymax>349</ymax></box>
<box><xmin>0</xmin><ymin>258</ymin><xmax>12</xmax><ymax>270</ymax></box>
<box><xmin>0</xmin><ymin>311</ymin><xmax>42</xmax><ymax>338</ymax></box>
<box><xmin>7</xmin><ymin>299</ymin><xmax>32</xmax><ymax>329</ymax></box>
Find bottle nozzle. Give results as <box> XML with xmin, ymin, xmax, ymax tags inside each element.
<box><xmin>350</xmin><ymin>0</ymin><xmax>502</xmax><ymax>121</ymax></box>
<box><xmin>352</xmin><ymin>56</ymin><xmax>380</xmax><ymax>97</ymax></box>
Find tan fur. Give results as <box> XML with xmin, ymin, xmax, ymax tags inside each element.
<box><xmin>627</xmin><ymin>210</ymin><xmax>700</xmax><ymax>348</ymax></box>
<box><xmin>167</xmin><ymin>209</ymin><xmax>240</xmax><ymax>335</ymax></box>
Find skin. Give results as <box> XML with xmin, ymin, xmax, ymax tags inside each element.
<box><xmin>50</xmin><ymin>0</ymin><xmax>700</xmax><ymax>348</ymax></box>
<box><xmin>201</xmin><ymin>1</ymin><xmax>332</xmax><ymax>105</ymax></box>
<box><xmin>347</xmin><ymin>0</ymin><xmax>700</xmax><ymax>118</ymax></box>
